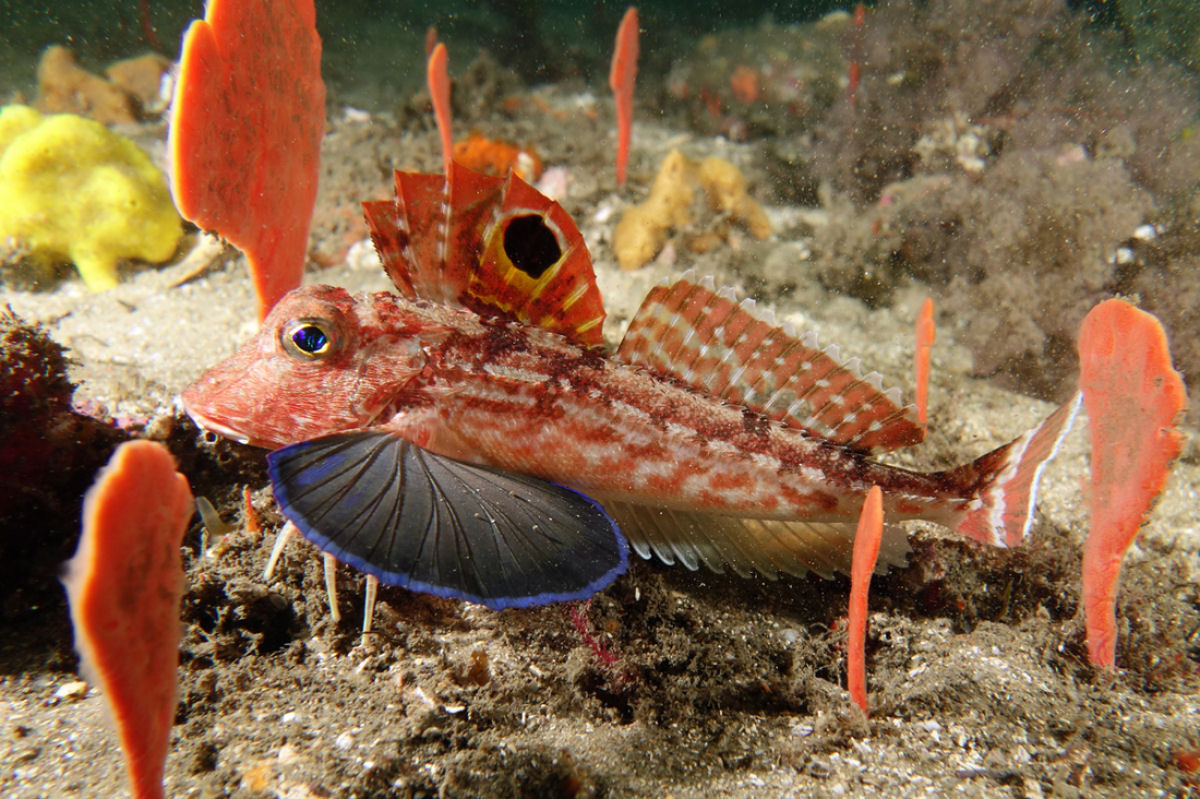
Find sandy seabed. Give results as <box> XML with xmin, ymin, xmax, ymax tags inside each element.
<box><xmin>1</xmin><ymin>82</ymin><xmax>1198</xmax><ymax>799</ymax></box>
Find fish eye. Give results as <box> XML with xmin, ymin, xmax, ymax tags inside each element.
<box><xmin>282</xmin><ymin>318</ymin><xmax>338</xmax><ymax>360</ymax></box>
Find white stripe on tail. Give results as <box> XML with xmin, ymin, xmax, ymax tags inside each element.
<box><xmin>950</xmin><ymin>392</ymin><xmax>1082</xmax><ymax>547</ymax></box>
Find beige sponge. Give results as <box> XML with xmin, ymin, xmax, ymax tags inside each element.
<box><xmin>614</xmin><ymin>148</ymin><xmax>770</xmax><ymax>270</ymax></box>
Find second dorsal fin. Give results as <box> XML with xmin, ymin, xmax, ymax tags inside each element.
<box><xmin>615</xmin><ymin>276</ymin><xmax>924</xmax><ymax>452</ymax></box>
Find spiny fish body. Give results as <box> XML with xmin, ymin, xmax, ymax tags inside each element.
<box><xmin>182</xmin><ymin>164</ymin><xmax>1079</xmax><ymax>608</ymax></box>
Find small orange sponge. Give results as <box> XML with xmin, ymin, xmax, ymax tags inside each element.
<box><xmin>453</xmin><ymin>133</ymin><xmax>543</xmax><ymax>181</ymax></box>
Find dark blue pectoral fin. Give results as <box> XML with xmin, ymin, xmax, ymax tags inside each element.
<box><xmin>266</xmin><ymin>431</ymin><xmax>628</xmax><ymax>610</ymax></box>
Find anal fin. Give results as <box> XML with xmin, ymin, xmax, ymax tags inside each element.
<box><xmin>604</xmin><ymin>501</ymin><xmax>910</xmax><ymax>579</ymax></box>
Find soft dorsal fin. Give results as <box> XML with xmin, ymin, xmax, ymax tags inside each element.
<box><xmin>363</xmin><ymin>162</ymin><xmax>606</xmax><ymax>348</ymax></box>
<box><xmin>615</xmin><ymin>275</ymin><xmax>924</xmax><ymax>452</ymax></box>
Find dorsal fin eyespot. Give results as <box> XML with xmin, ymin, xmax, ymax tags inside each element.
<box><xmin>501</xmin><ymin>214</ymin><xmax>562</xmax><ymax>279</ymax></box>
<box><xmin>616</xmin><ymin>276</ymin><xmax>924</xmax><ymax>452</ymax></box>
<box><xmin>364</xmin><ymin>164</ymin><xmax>607</xmax><ymax>348</ymax></box>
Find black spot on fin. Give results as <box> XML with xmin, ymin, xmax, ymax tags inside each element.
<box><xmin>267</xmin><ymin>431</ymin><xmax>627</xmax><ymax>610</ymax></box>
<box><xmin>503</xmin><ymin>214</ymin><xmax>561</xmax><ymax>279</ymax></box>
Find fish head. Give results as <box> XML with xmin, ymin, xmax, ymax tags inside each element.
<box><xmin>182</xmin><ymin>285</ymin><xmax>438</xmax><ymax>449</ymax></box>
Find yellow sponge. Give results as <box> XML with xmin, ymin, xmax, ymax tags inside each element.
<box><xmin>0</xmin><ymin>104</ymin><xmax>182</xmax><ymax>290</ymax></box>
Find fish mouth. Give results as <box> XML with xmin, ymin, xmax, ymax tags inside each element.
<box><xmin>183</xmin><ymin>406</ymin><xmax>253</xmax><ymax>446</ymax></box>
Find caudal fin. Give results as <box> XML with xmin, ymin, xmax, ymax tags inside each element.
<box><xmin>948</xmin><ymin>393</ymin><xmax>1082</xmax><ymax>547</ymax></box>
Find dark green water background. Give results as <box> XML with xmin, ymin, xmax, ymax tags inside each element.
<box><xmin>0</xmin><ymin>0</ymin><xmax>1178</xmax><ymax>101</ymax></box>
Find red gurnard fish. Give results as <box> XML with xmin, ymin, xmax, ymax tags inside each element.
<box><xmin>182</xmin><ymin>163</ymin><xmax>1080</xmax><ymax>611</ymax></box>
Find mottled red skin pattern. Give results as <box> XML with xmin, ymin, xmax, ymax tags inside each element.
<box><xmin>183</xmin><ymin>285</ymin><xmax>968</xmax><ymax>525</ymax></box>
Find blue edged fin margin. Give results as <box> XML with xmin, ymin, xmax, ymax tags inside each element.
<box><xmin>266</xmin><ymin>431</ymin><xmax>628</xmax><ymax>610</ymax></box>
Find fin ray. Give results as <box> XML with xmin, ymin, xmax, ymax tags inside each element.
<box><xmin>603</xmin><ymin>501</ymin><xmax>909</xmax><ymax>579</ymax></box>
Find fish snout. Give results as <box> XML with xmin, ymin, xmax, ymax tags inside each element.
<box><xmin>180</xmin><ymin>374</ymin><xmax>261</xmax><ymax>447</ymax></box>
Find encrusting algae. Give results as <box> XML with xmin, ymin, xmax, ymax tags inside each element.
<box><xmin>0</xmin><ymin>104</ymin><xmax>182</xmax><ymax>291</ymax></box>
<box><xmin>614</xmin><ymin>148</ymin><xmax>770</xmax><ymax>270</ymax></box>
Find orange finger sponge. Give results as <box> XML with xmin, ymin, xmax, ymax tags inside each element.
<box><xmin>847</xmin><ymin>485</ymin><xmax>883</xmax><ymax>715</ymax></box>
<box><xmin>62</xmin><ymin>441</ymin><xmax>194</xmax><ymax>799</ymax></box>
<box><xmin>168</xmin><ymin>0</ymin><xmax>326</xmax><ymax>320</ymax></box>
<box><xmin>1077</xmin><ymin>299</ymin><xmax>1186</xmax><ymax>669</ymax></box>
<box><xmin>914</xmin><ymin>297</ymin><xmax>935</xmax><ymax>426</ymax></box>
<box><xmin>609</xmin><ymin>7</ymin><xmax>638</xmax><ymax>187</ymax></box>
<box><xmin>427</xmin><ymin>42</ymin><xmax>452</xmax><ymax>177</ymax></box>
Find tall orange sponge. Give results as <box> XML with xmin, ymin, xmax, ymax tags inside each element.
<box><xmin>914</xmin><ymin>298</ymin><xmax>935</xmax><ymax>427</ymax></box>
<box><xmin>62</xmin><ymin>441</ymin><xmax>194</xmax><ymax>799</ymax></box>
<box><xmin>609</xmin><ymin>7</ymin><xmax>638</xmax><ymax>187</ymax></box>
<box><xmin>847</xmin><ymin>485</ymin><xmax>883</xmax><ymax>716</ymax></box>
<box><xmin>1077</xmin><ymin>299</ymin><xmax>1186</xmax><ymax>669</ymax></box>
<box><xmin>169</xmin><ymin>0</ymin><xmax>325</xmax><ymax>320</ymax></box>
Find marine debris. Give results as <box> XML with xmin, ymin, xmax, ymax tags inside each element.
<box><xmin>62</xmin><ymin>440</ymin><xmax>194</xmax><ymax>799</ymax></box>
<box><xmin>0</xmin><ymin>104</ymin><xmax>182</xmax><ymax>290</ymax></box>
<box><xmin>169</xmin><ymin>0</ymin><xmax>325</xmax><ymax>320</ymax></box>
<box><xmin>1077</xmin><ymin>299</ymin><xmax>1186</xmax><ymax>669</ymax></box>
<box><xmin>609</xmin><ymin>6</ymin><xmax>639</xmax><ymax>187</ymax></box>
<box><xmin>613</xmin><ymin>148</ymin><xmax>770</xmax><ymax>270</ymax></box>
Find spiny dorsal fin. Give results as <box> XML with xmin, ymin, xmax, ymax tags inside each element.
<box><xmin>466</xmin><ymin>169</ymin><xmax>606</xmax><ymax>347</ymax></box>
<box><xmin>363</xmin><ymin>174</ymin><xmax>434</xmax><ymax>300</ymax></box>
<box><xmin>616</xmin><ymin>275</ymin><xmax>924</xmax><ymax>452</ymax></box>
<box><xmin>363</xmin><ymin>163</ymin><xmax>606</xmax><ymax>347</ymax></box>
<box><xmin>363</xmin><ymin>167</ymin><xmax>504</xmax><ymax>304</ymax></box>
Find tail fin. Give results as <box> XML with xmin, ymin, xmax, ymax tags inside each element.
<box><xmin>948</xmin><ymin>393</ymin><xmax>1082</xmax><ymax>547</ymax></box>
